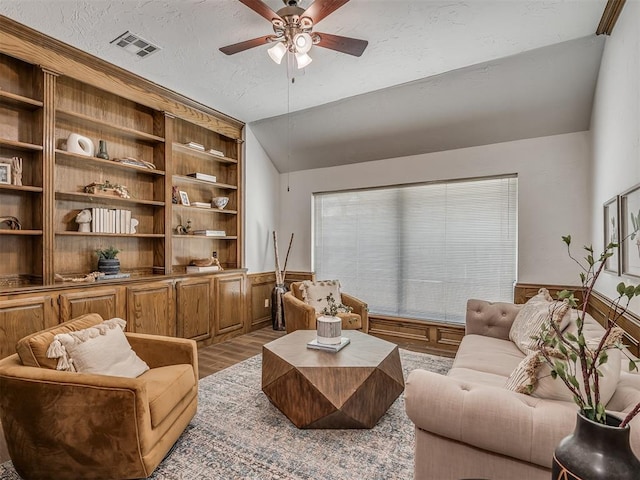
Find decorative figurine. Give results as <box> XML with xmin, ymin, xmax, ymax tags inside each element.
<box><xmin>11</xmin><ymin>157</ymin><xmax>22</xmax><ymax>186</ymax></box>
<box><xmin>75</xmin><ymin>209</ymin><xmax>92</xmax><ymax>232</ymax></box>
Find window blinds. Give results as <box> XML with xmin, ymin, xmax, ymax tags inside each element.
<box><xmin>313</xmin><ymin>176</ymin><xmax>517</xmax><ymax>324</ymax></box>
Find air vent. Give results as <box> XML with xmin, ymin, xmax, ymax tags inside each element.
<box><xmin>110</xmin><ymin>31</ymin><xmax>161</xmax><ymax>58</ymax></box>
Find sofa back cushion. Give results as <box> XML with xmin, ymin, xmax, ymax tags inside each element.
<box><xmin>16</xmin><ymin>313</ymin><xmax>104</xmax><ymax>369</ymax></box>
<box><xmin>509</xmin><ymin>288</ymin><xmax>571</xmax><ymax>354</ymax></box>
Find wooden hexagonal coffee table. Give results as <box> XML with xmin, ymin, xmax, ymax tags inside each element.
<box><xmin>262</xmin><ymin>330</ymin><xmax>404</xmax><ymax>429</ymax></box>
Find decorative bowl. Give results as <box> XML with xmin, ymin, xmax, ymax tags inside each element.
<box><xmin>212</xmin><ymin>196</ymin><xmax>229</xmax><ymax>209</ymax></box>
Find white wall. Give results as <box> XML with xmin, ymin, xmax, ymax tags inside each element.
<box><xmin>591</xmin><ymin>1</ymin><xmax>640</xmax><ymax>309</ymax></box>
<box><xmin>244</xmin><ymin>125</ymin><xmax>280</xmax><ymax>273</ymax></box>
<box><xmin>278</xmin><ymin>132</ymin><xmax>591</xmax><ymax>287</ymax></box>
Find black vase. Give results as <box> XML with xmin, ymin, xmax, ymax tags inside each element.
<box><xmin>271</xmin><ymin>283</ymin><xmax>287</xmax><ymax>331</ymax></box>
<box><xmin>553</xmin><ymin>412</ymin><xmax>640</xmax><ymax>480</ymax></box>
<box><xmin>97</xmin><ymin>258</ymin><xmax>120</xmax><ymax>275</ymax></box>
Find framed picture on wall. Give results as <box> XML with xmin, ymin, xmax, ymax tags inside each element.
<box><xmin>603</xmin><ymin>196</ymin><xmax>621</xmax><ymax>275</ymax></box>
<box><xmin>620</xmin><ymin>184</ymin><xmax>640</xmax><ymax>278</ymax></box>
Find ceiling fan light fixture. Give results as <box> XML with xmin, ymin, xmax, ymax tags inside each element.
<box><xmin>295</xmin><ymin>52</ymin><xmax>312</xmax><ymax>69</ymax></box>
<box><xmin>293</xmin><ymin>32</ymin><xmax>312</xmax><ymax>54</ymax></box>
<box><xmin>267</xmin><ymin>41</ymin><xmax>287</xmax><ymax>64</ymax></box>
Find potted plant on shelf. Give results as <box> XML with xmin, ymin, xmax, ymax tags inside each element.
<box><xmin>536</xmin><ymin>236</ymin><xmax>640</xmax><ymax>479</ymax></box>
<box><xmin>96</xmin><ymin>246</ymin><xmax>121</xmax><ymax>275</ymax></box>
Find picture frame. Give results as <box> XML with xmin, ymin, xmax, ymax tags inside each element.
<box><xmin>620</xmin><ymin>183</ymin><xmax>640</xmax><ymax>278</ymax></box>
<box><xmin>603</xmin><ymin>196</ymin><xmax>620</xmax><ymax>275</ymax></box>
<box><xmin>179</xmin><ymin>190</ymin><xmax>190</xmax><ymax>206</ymax></box>
<box><xmin>0</xmin><ymin>162</ymin><xmax>11</xmax><ymax>185</ymax></box>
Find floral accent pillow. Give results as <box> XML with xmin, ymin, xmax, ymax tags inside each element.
<box><xmin>299</xmin><ymin>280</ymin><xmax>343</xmax><ymax>314</ymax></box>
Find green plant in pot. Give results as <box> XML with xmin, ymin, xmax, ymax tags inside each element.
<box><xmin>536</xmin><ymin>236</ymin><xmax>640</xmax><ymax>479</ymax></box>
<box><xmin>96</xmin><ymin>246</ymin><xmax>121</xmax><ymax>275</ymax></box>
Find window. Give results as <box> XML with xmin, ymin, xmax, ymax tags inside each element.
<box><xmin>313</xmin><ymin>175</ymin><xmax>517</xmax><ymax>324</ymax></box>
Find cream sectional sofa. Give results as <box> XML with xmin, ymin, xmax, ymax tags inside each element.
<box><xmin>405</xmin><ymin>299</ymin><xmax>640</xmax><ymax>480</ymax></box>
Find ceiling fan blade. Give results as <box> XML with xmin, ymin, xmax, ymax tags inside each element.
<box><xmin>220</xmin><ymin>35</ymin><xmax>273</xmax><ymax>55</ymax></box>
<box><xmin>238</xmin><ymin>0</ymin><xmax>283</xmax><ymax>23</ymax></box>
<box><xmin>302</xmin><ymin>0</ymin><xmax>350</xmax><ymax>25</ymax></box>
<box><xmin>315</xmin><ymin>32</ymin><xmax>368</xmax><ymax>57</ymax></box>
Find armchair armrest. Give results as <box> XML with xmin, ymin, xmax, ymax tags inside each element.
<box><xmin>341</xmin><ymin>293</ymin><xmax>369</xmax><ymax>333</ymax></box>
<box><xmin>405</xmin><ymin>369</ymin><xmax>577</xmax><ymax>468</ymax></box>
<box><xmin>283</xmin><ymin>291</ymin><xmax>317</xmax><ymax>333</ymax></box>
<box><xmin>466</xmin><ymin>299</ymin><xmax>522</xmax><ymax>340</ymax></box>
<box><xmin>126</xmin><ymin>333</ymin><xmax>198</xmax><ymax>378</ymax></box>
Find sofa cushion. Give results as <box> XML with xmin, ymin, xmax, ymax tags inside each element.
<box><xmin>505</xmin><ymin>344</ymin><xmax>622</xmax><ymax>405</ymax></box>
<box><xmin>140</xmin><ymin>364</ymin><xmax>196</xmax><ymax>428</ymax></box>
<box><xmin>453</xmin><ymin>334</ymin><xmax>525</xmax><ymax>378</ymax></box>
<box><xmin>300</xmin><ymin>280</ymin><xmax>343</xmax><ymax>313</ymax></box>
<box><xmin>16</xmin><ymin>313</ymin><xmax>105</xmax><ymax>369</ymax></box>
<box><xmin>46</xmin><ymin>317</ymin><xmax>149</xmax><ymax>378</ymax></box>
<box><xmin>447</xmin><ymin>367</ymin><xmax>512</xmax><ymax>388</ymax></box>
<box><xmin>509</xmin><ymin>288</ymin><xmax>571</xmax><ymax>354</ymax></box>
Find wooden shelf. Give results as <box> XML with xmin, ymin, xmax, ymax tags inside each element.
<box><xmin>56</xmin><ymin>232</ymin><xmax>165</xmax><ymax>238</ymax></box>
<box><xmin>56</xmin><ymin>109</ymin><xmax>165</xmax><ymax>144</ymax></box>
<box><xmin>0</xmin><ymin>229</ymin><xmax>42</xmax><ymax>236</ymax></box>
<box><xmin>172</xmin><ymin>235</ymin><xmax>238</xmax><ymax>240</ymax></box>
<box><xmin>0</xmin><ymin>184</ymin><xmax>43</xmax><ymax>193</ymax></box>
<box><xmin>55</xmin><ymin>191</ymin><xmax>165</xmax><ymax>207</ymax></box>
<box><xmin>172</xmin><ymin>143</ymin><xmax>237</xmax><ymax>164</ymax></box>
<box><xmin>0</xmin><ymin>137</ymin><xmax>43</xmax><ymax>152</ymax></box>
<box><xmin>0</xmin><ymin>90</ymin><xmax>43</xmax><ymax>109</ymax></box>
<box><xmin>173</xmin><ymin>204</ymin><xmax>237</xmax><ymax>215</ymax></box>
<box><xmin>55</xmin><ymin>150</ymin><xmax>166</xmax><ymax>176</ymax></box>
<box><xmin>172</xmin><ymin>175</ymin><xmax>238</xmax><ymax>190</ymax></box>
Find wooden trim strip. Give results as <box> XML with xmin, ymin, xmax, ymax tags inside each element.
<box><xmin>596</xmin><ymin>0</ymin><xmax>627</xmax><ymax>35</ymax></box>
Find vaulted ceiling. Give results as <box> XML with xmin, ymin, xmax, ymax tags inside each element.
<box><xmin>0</xmin><ymin>1</ymin><xmax>611</xmax><ymax>171</ymax></box>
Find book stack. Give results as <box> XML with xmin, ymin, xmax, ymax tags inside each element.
<box><xmin>192</xmin><ymin>230</ymin><xmax>226</xmax><ymax>237</ymax></box>
<box><xmin>96</xmin><ymin>272</ymin><xmax>131</xmax><ymax>281</ymax></box>
<box><xmin>187</xmin><ymin>172</ymin><xmax>217</xmax><ymax>183</ymax></box>
<box><xmin>191</xmin><ymin>202</ymin><xmax>212</xmax><ymax>208</ymax></box>
<box><xmin>186</xmin><ymin>265</ymin><xmax>220</xmax><ymax>273</ymax></box>
<box><xmin>184</xmin><ymin>141</ymin><xmax>204</xmax><ymax>151</ymax></box>
<box><xmin>90</xmin><ymin>208</ymin><xmax>133</xmax><ymax>234</ymax></box>
<box><xmin>307</xmin><ymin>337</ymin><xmax>351</xmax><ymax>352</ymax></box>
<box><xmin>207</xmin><ymin>148</ymin><xmax>224</xmax><ymax>157</ymax></box>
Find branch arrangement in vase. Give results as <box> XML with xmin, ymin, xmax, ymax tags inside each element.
<box><xmin>320</xmin><ymin>292</ymin><xmax>353</xmax><ymax>317</ymax></box>
<box><xmin>537</xmin><ymin>235</ymin><xmax>640</xmax><ymax>427</ymax></box>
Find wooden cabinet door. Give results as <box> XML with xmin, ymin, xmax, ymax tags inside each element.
<box><xmin>214</xmin><ymin>272</ymin><xmax>245</xmax><ymax>336</ymax></box>
<box><xmin>176</xmin><ymin>277</ymin><xmax>212</xmax><ymax>341</ymax></box>
<box><xmin>0</xmin><ymin>296</ymin><xmax>56</xmax><ymax>359</ymax></box>
<box><xmin>126</xmin><ymin>281</ymin><xmax>175</xmax><ymax>336</ymax></box>
<box><xmin>58</xmin><ymin>288</ymin><xmax>122</xmax><ymax>322</ymax></box>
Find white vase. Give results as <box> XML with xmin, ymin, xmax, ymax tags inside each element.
<box><xmin>316</xmin><ymin>315</ymin><xmax>341</xmax><ymax>345</ymax></box>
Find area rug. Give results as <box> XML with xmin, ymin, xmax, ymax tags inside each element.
<box><xmin>0</xmin><ymin>349</ymin><xmax>452</xmax><ymax>480</ymax></box>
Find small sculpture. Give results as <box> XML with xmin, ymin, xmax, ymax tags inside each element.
<box><xmin>0</xmin><ymin>216</ymin><xmax>21</xmax><ymax>230</ymax></box>
<box><xmin>66</xmin><ymin>133</ymin><xmax>95</xmax><ymax>157</ymax></box>
<box><xmin>11</xmin><ymin>157</ymin><xmax>22</xmax><ymax>186</ymax></box>
<box><xmin>75</xmin><ymin>209</ymin><xmax>92</xmax><ymax>232</ymax></box>
<box><xmin>130</xmin><ymin>218</ymin><xmax>139</xmax><ymax>234</ymax></box>
<box><xmin>175</xmin><ymin>219</ymin><xmax>192</xmax><ymax>235</ymax></box>
<box><xmin>96</xmin><ymin>140</ymin><xmax>109</xmax><ymax>160</ymax></box>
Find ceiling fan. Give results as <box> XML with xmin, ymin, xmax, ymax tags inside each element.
<box><xmin>219</xmin><ymin>0</ymin><xmax>368</xmax><ymax>69</ymax></box>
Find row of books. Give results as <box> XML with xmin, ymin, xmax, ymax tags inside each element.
<box><xmin>90</xmin><ymin>207</ymin><xmax>133</xmax><ymax>234</ymax></box>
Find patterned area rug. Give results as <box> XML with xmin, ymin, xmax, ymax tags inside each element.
<box><xmin>0</xmin><ymin>349</ymin><xmax>452</xmax><ymax>480</ymax></box>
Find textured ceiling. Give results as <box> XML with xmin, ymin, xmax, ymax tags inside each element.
<box><xmin>0</xmin><ymin>1</ymin><xmax>609</xmax><ymax>172</ymax></box>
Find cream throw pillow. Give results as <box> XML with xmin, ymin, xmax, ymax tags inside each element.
<box><xmin>505</xmin><ymin>347</ymin><xmax>621</xmax><ymax>405</ymax></box>
<box><xmin>509</xmin><ymin>288</ymin><xmax>571</xmax><ymax>354</ymax></box>
<box><xmin>300</xmin><ymin>280</ymin><xmax>342</xmax><ymax>313</ymax></box>
<box><xmin>46</xmin><ymin>317</ymin><xmax>149</xmax><ymax>378</ymax></box>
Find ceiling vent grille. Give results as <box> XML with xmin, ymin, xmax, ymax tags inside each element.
<box><xmin>110</xmin><ymin>31</ymin><xmax>161</xmax><ymax>58</ymax></box>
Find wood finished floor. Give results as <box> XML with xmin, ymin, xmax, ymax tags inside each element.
<box><xmin>0</xmin><ymin>327</ymin><xmax>440</xmax><ymax>465</ymax></box>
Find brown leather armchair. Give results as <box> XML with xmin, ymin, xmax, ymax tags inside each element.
<box><xmin>283</xmin><ymin>281</ymin><xmax>369</xmax><ymax>334</ymax></box>
<box><xmin>0</xmin><ymin>313</ymin><xmax>198</xmax><ymax>480</ymax></box>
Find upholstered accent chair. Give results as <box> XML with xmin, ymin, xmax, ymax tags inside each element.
<box><xmin>0</xmin><ymin>313</ymin><xmax>198</xmax><ymax>480</ymax></box>
<box><xmin>283</xmin><ymin>280</ymin><xmax>369</xmax><ymax>334</ymax></box>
